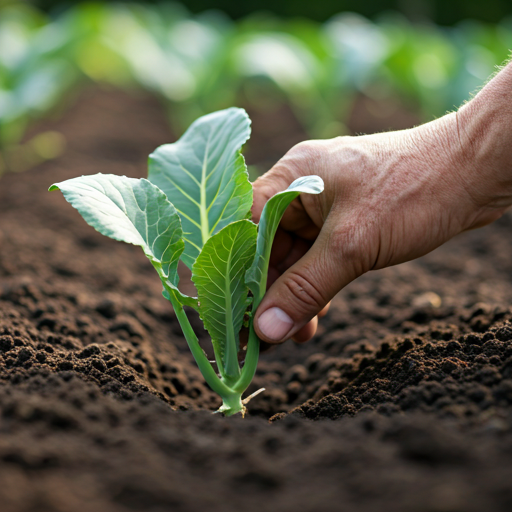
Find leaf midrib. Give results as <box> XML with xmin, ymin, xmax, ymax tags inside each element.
<box><xmin>223</xmin><ymin>241</ymin><xmax>237</xmax><ymax>376</ymax></box>
<box><xmin>200</xmin><ymin>131</ymin><xmax>211</xmax><ymax>246</ymax></box>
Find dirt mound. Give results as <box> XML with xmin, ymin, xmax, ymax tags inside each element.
<box><xmin>287</xmin><ymin>312</ymin><xmax>512</xmax><ymax>423</ymax></box>
<box><xmin>0</xmin><ymin>285</ymin><xmax>217</xmax><ymax>411</ymax></box>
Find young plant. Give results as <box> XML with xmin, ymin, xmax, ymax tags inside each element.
<box><xmin>49</xmin><ymin>108</ymin><xmax>323</xmax><ymax>416</ymax></box>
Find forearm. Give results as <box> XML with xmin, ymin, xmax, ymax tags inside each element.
<box><xmin>456</xmin><ymin>61</ymin><xmax>512</xmax><ymax>209</ymax></box>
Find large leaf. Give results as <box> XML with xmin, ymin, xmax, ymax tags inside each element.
<box><xmin>245</xmin><ymin>175</ymin><xmax>324</xmax><ymax>305</ymax></box>
<box><xmin>49</xmin><ymin>173</ymin><xmax>197</xmax><ymax>307</ymax></box>
<box><xmin>192</xmin><ymin>219</ymin><xmax>257</xmax><ymax>378</ymax></box>
<box><xmin>148</xmin><ymin>107</ymin><xmax>253</xmax><ymax>269</ymax></box>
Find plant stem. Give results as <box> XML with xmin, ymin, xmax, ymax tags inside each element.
<box><xmin>166</xmin><ymin>288</ymin><xmax>247</xmax><ymax>416</ymax></box>
<box><xmin>233</xmin><ymin>321</ymin><xmax>260</xmax><ymax>394</ymax></box>
<box><xmin>216</xmin><ymin>392</ymin><xmax>245</xmax><ymax>417</ymax></box>
<box><xmin>167</xmin><ymin>290</ymin><xmax>232</xmax><ymax>399</ymax></box>
<box><xmin>162</xmin><ymin>273</ymin><xmax>262</xmax><ymax>416</ymax></box>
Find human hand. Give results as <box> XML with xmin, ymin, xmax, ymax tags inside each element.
<box><xmin>251</xmin><ymin>66</ymin><xmax>512</xmax><ymax>345</ymax></box>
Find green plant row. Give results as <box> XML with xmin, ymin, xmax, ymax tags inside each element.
<box><xmin>1</xmin><ymin>2</ymin><xmax>511</xmax><ymax>172</ymax></box>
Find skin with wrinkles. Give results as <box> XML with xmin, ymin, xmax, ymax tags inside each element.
<box><xmin>252</xmin><ymin>61</ymin><xmax>512</xmax><ymax>345</ymax></box>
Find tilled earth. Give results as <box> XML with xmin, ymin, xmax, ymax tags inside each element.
<box><xmin>1</xmin><ymin>88</ymin><xmax>512</xmax><ymax>512</ymax></box>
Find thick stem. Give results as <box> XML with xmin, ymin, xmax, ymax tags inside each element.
<box><xmin>167</xmin><ymin>288</ymin><xmax>232</xmax><ymax>399</ymax></box>
<box><xmin>233</xmin><ymin>322</ymin><xmax>260</xmax><ymax>394</ymax></box>
<box><xmin>217</xmin><ymin>392</ymin><xmax>245</xmax><ymax>417</ymax></box>
<box><xmin>163</xmin><ymin>280</ymin><xmax>258</xmax><ymax>417</ymax></box>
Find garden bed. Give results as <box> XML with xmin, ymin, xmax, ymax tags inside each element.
<box><xmin>1</xmin><ymin>88</ymin><xmax>512</xmax><ymax>512</ymax></box>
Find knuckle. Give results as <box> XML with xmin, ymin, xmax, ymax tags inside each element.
<box><xmin>293</xmin><ymin>139</ymin><xmax>322</xmax><ymax>155</ymax></box>
<box><xmin>269</xmin><ymin>163</ymin><xmax>296</xmax><ymax>184</ymax></box>
<box><xmin>253</xmin><ymin>180</ymin><xmax>279</xmax><ymax>203</ymax></box>
<box><xmin>253</xmin><ymin>166</ymin><xmax>294</xmax><ymax>201</ymax></box>
<box><xmin>282</xmin><ymin>268</ymin><xmax>328</xmax><ymax>315</ymax></box>
<box><xmin>285</xmin><ymin>140</ymin><xmax>325</xmax><ymax>174</ymax></box>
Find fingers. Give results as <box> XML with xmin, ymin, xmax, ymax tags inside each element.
<box><xmin>254</xmin><ymin>221</ymin><xmax>361</xmax><ymax>344</ymax></box>
<box><xmin>292</xmin><ymin>316</ymin><xmax>318</xmax><ymax>343</ymax></box>
<box><xmin>318</xmin><ymin>302</ymin><xmax>331</xmax><ymax>318</ymax></box>
<box><xmin>253</xmin><ymin>179</ymin><xmax>313</xmax><ymax>233</ymax></box>
<box><xmin>251</xmin><ymin>144</ymin><xmax>318</xmax><ymax>231</ymax></box>
<box><xmin>251</xmin><ymin>140</ymin><xmax>337</xmax><ymax>345</ymax></box>
<box><xmin>268</xmin><ymin>229</ymin><xmax>294</xmax><ymax>267</ymax></box>
<box><xmin>251</xmin><ymin>166</ymin><xmax>297</xmax><ymax>224</ymax></box>
<box><xmin>270</xmin><ymin>230</ymin><xmax>311</xmax><ymax>272</ymax></box>
<box><xmin>290</xmin><ymin>303</ymin><xmax>330</xmax><ymax>345</ymax></box>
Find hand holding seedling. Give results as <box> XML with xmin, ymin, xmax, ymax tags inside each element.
<box><xmin>253</xmin><ymin>61</ymin><xmax>512</xmax><ymax>345</ymax></box>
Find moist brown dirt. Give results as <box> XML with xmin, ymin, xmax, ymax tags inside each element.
<box><xmin>1</xmin><ymin>87</ymin><xmax>512</xmax><ymax>511</ymax></box>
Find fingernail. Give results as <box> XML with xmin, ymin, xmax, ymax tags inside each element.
<box><xmin>258</xmin><ymin>307</ymin><xmax>294</xmax><ymax>341</ymax></box>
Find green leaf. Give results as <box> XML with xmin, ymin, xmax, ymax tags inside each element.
<box><xmin>192</xmin><ymin>219</ymin><xmax>257</xmax><ymax>378</ymax></box>
<box><xmin>245</xmin><ymin>175</ymin><xmax>324</xmax><ymax>306</ymax></box>
<box><xmin>49</xmin><ymin>173</ymin><xmax>197</xmax><ymax>308</ymax></box>
<box><xmin>148</xmin><ymin>107</ymin><xmax>253</xmax><ymax>269</ymax></box>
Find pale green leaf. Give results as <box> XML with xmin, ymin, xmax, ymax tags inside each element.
<box><xmin>192</xmin><ymin>219</ymin><xmax>257</xmax><ymax>378</ymax></box>
<box><xmin>49</xmin><ymin>173</ymin><xmax>197</xmax><ymax>307</ymax></box>
<box><xmin>148</xmin><ymin>107</ymin><xmax>253</xmax><ymax>269</ymax></box>
<box><xmin>245</xmin><ymin>175</ymin><xmax>324</xmax><ymax>305</ymax></box>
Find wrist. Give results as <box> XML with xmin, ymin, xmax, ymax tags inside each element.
<box><xmin>454</xmin><ymin>63</ymin><xmax>512</xmax><ymax>211</ymax></box>
<box><xmin>400</xmin><ymin>101</ymin><xmax>508</xmax><ymax>234</ymax></box>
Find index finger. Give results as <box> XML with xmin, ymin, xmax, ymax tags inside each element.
<box><xmin>252</xmin><ymin>180</ymin><xmax>317</xmax><ymax>236</ymax></box>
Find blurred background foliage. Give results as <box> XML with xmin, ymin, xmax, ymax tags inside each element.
<box><xmin>0</xmin><ymin>0</ymin><xmax>511</xmax><ymax>174</ymax></box>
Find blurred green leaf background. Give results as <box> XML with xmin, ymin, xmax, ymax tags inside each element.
<box><xmin>0</xmin><ymin>0</ymin><xmax>511</xmax><ymax>175</ymax></box>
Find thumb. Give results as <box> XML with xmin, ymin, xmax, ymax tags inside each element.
<box><xmin>253</xmin><ymin>220</ymin><xmax>363</xmax><ymax>343</ymax></box>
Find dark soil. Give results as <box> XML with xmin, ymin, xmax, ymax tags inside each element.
<box><xmin>1</xmin><ymin>87</ymin><xmax>512</xmax><ymax>512</ymax></box>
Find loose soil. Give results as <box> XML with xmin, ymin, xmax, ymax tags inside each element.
<box><xmin>1</xmin><ymin>87</ymin><xmax>512</xmax><ymax>512</ymax></box>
